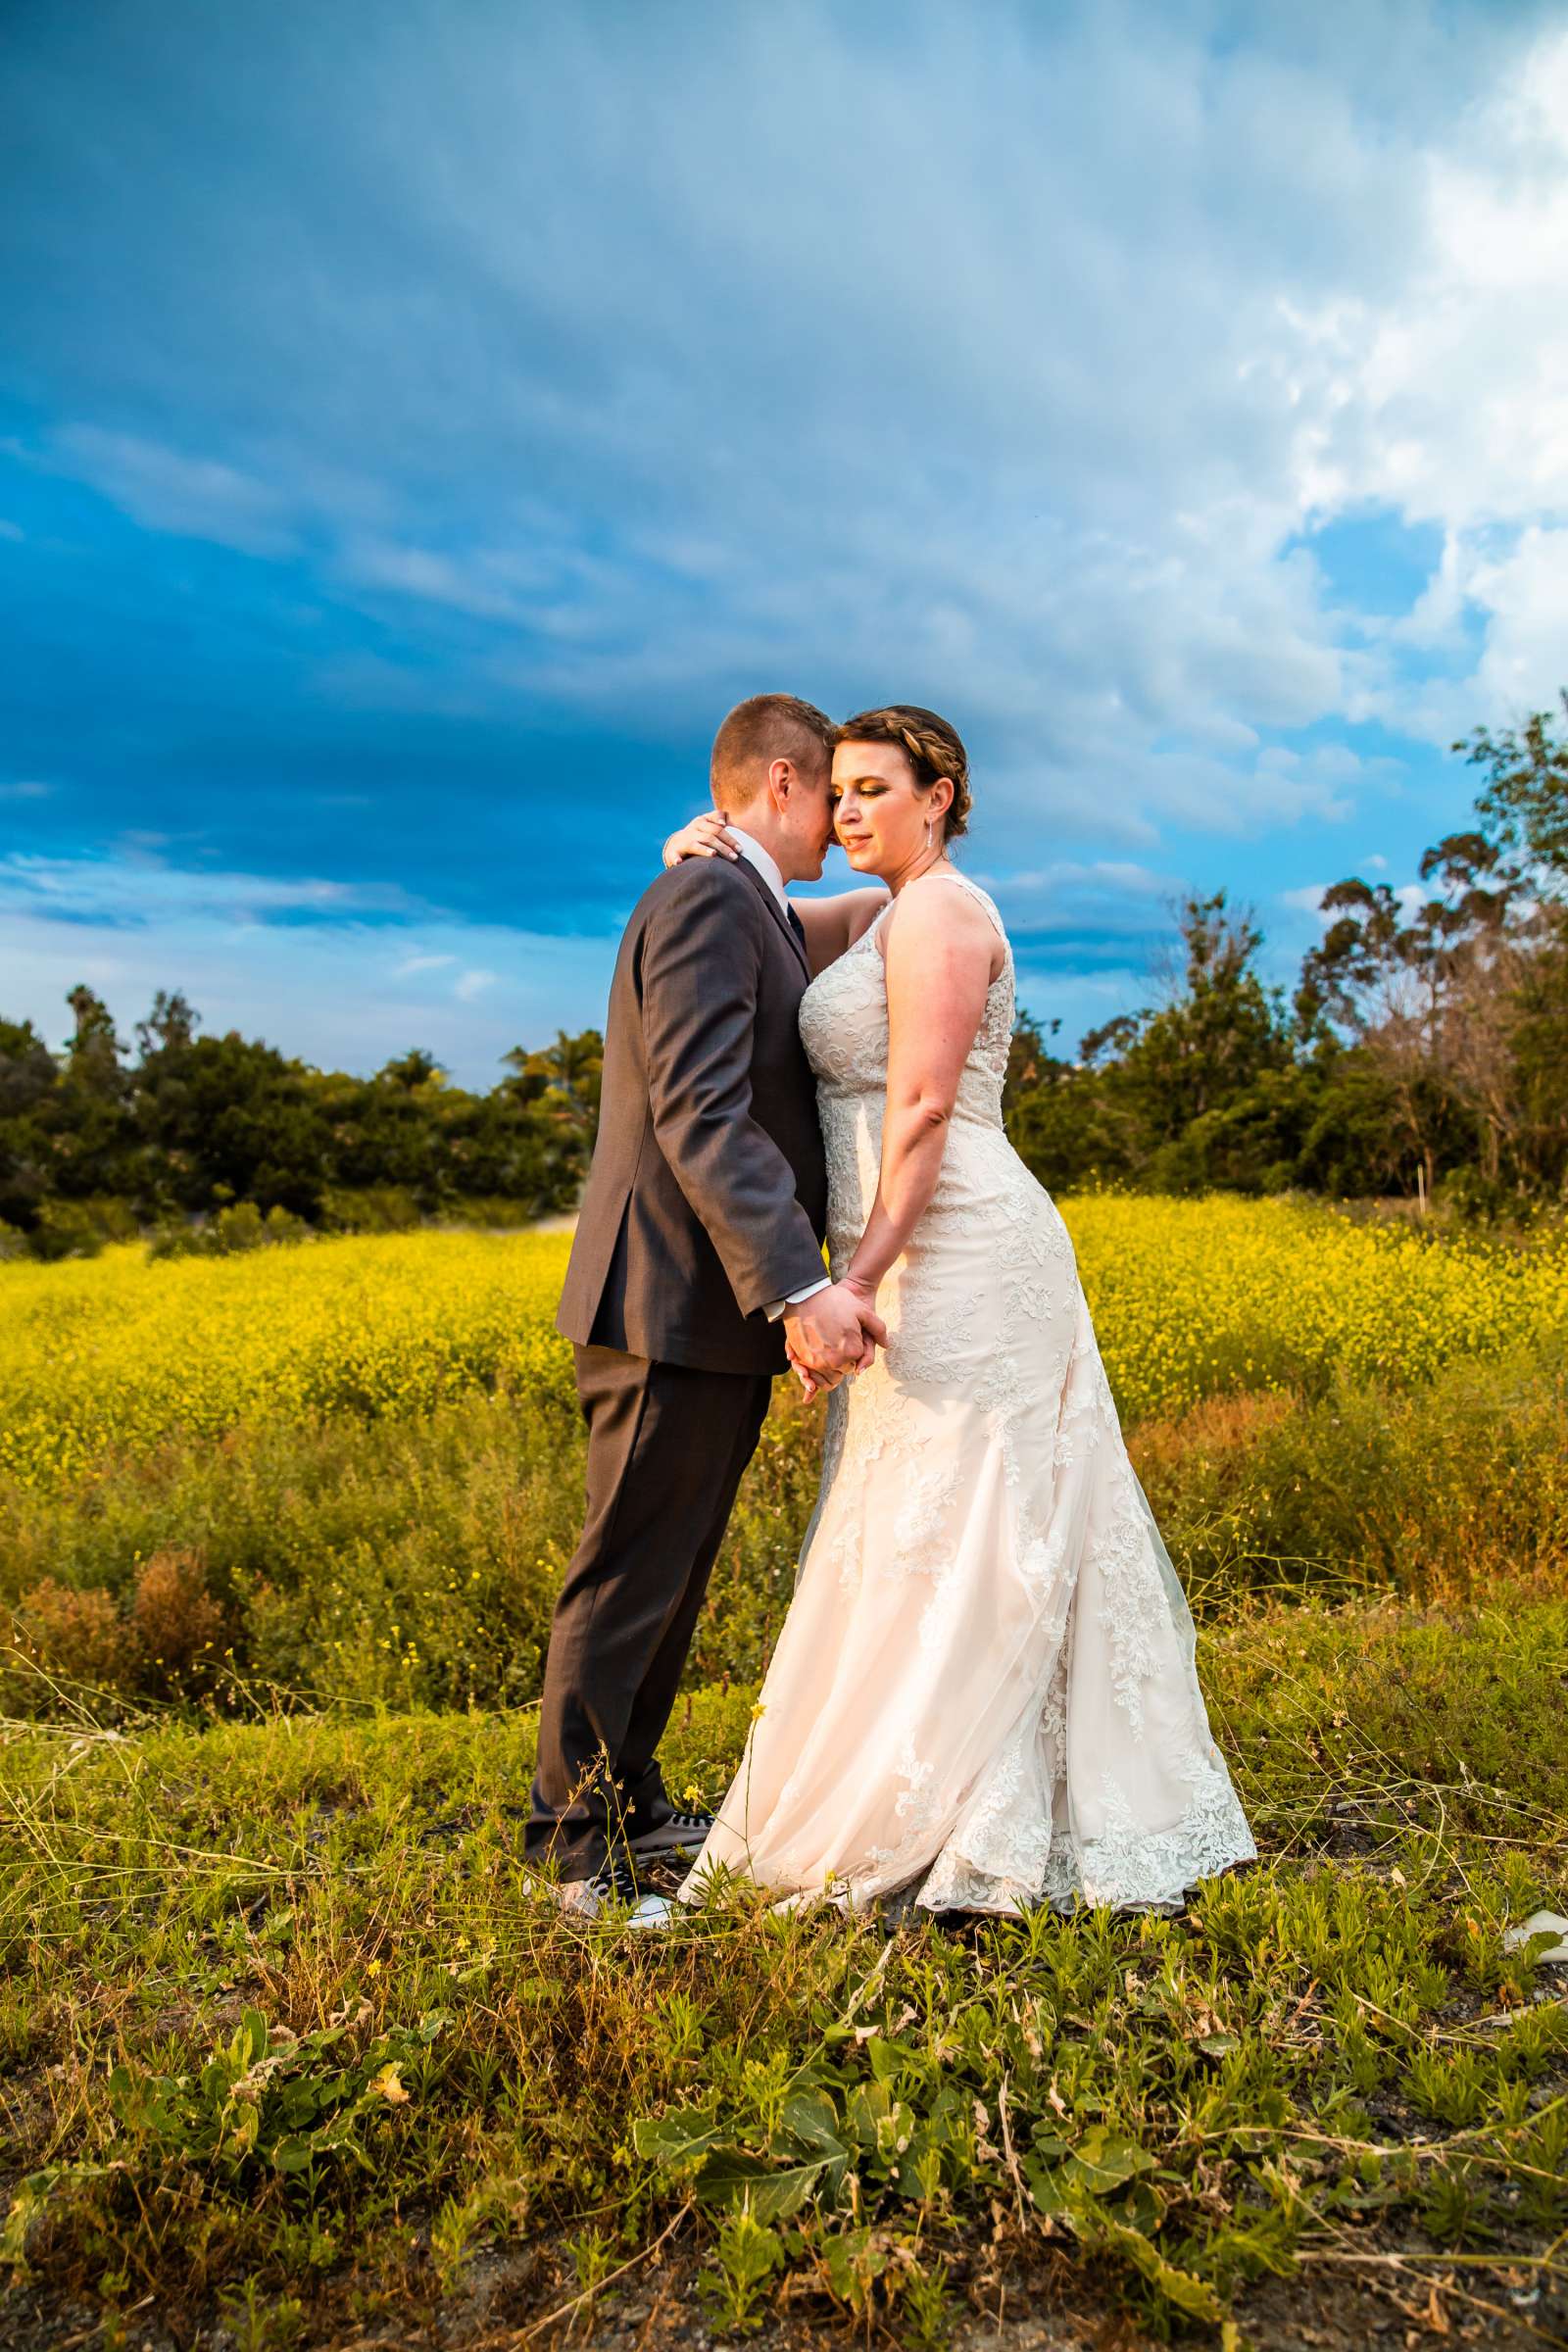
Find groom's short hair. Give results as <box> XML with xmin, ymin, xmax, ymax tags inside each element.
<box><xmin>711</xmin><ymin>694</ymin><xmax>834</xmax><ymax>808</ymax></box>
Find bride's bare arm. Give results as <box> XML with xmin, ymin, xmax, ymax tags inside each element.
<box><xmin>794</xmin><ymin>888</ymin><xmax>891</xmax><ymax>974</ymax></box>
<box><xmin>661</xmin><ymin>812</ymin><xmax>889</xmax><ymax>976</ymax></box>
<box><xmin>844</xmin><ymin>881</ymin><xmax>1000</xmax><ymax>1298</ymax></box>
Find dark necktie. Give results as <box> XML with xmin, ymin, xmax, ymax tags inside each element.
<box><xmin>786</xmin><ymin>904</ymin><xmax>808</xmax><ymax>955</ymax></box>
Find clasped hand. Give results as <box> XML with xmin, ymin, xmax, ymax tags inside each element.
<box><xmin>783</xmin><ymin>1277</ymin><xmax>887</xmax><ymax>1402</ymax></box>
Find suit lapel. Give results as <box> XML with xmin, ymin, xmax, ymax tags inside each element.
<box><xmin>736</xmin><ymin>853</ymin><xmax>809</xmax><ymax>978</ymax></box>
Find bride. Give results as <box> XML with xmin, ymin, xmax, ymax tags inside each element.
<box><xmin>659</xmin><ymin>706</ymin><xmax>1254</xmax><ymax>1916</ymax></box>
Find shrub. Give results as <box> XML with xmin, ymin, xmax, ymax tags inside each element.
<box><xmin>27</xmin><ymin>1203</ymin><xmax>106</xmax><ymax>1262</ymax></box>
<box><xmin>1132</xmin><ymin>1345</ymin><xmax>1568</xmax><ymax>1609</ymax></box>
<box><xmin>431</xmin><ymin>1194</ymin><xmax>546</xmax><ymax>1230</ymax></box>
<box><xmin>318</xmin><ymin>1186</ymin><xmax>424</xmax><ymax>1234</ymax></box>
<box><xmin>148</xmin><ymin>1201</ymin><xmax>312</xmax><ymax>1260</ymax></box>
<box><xmin>3</xmin><ymin>1576</ymin><xmax>143</xmax><ymax>1701</ymax></box>
<box><xmin>132</xmin><ymin>1549</ymin><xmax>227</xmax><ymax>1695</ymax></box>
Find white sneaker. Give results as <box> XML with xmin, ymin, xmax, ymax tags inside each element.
<box><xmin>627</xmin><ymin>1893</ymin><xmax>677</xmax><ymax>1931</ymax></box>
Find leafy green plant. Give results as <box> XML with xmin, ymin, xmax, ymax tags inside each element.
<box><xmin>697</xmin><ymin>2207</ymin><xmax>783</xmax><ymax>2335</ymax></box>
<box><xmin>564</xmin><ymin>2224</ymin><xmax>618</xmax><ymax>2323</ymax></box>
<box><xmin>897</xmin><ymin>2253</ymin><xmax>955</xmax><ymax>2350</ymax></box>
<box><xmin>217</xmin><ymin>2278</ymin><xmax>305</xmax><ymax>2352</ymax></box>
<box><xmin>112</xmin><ymin>2003</ymin><xmax>446</xmax><ymax>2176</ymax></box>
<box><xmin>1</xmin><ymin>2007</ymin><xmax>449</xmax><ymax>2275</ymax></box>
<box><xmin>1405</xmin><ymin>2046</ymin><xmax>1489</xmax><ymax>2130</ymax></box>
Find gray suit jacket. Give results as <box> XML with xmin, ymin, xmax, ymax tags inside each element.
<box><xmin>557</xmin><ymin>854</ymin><xmax>829</xmax><ymax>1375</ymax></box>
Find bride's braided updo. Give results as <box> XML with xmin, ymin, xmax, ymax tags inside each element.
<box><xmin>834</xmin><ymin>705</ymin><xmax>972</xmax><ymax>840</ymax></box>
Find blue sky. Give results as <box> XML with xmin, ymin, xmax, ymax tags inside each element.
<box><xmin>3</xmin><ymin>0</ymin><xmax>1567</xmax><ymax>1085</ymax></box>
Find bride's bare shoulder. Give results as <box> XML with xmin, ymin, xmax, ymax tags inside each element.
<box><xmin>884</xmin><ymin>871</ymin><xmax>1005</xmax><ymax>976</ymax></box>
<box><xmin>890</xmin><ymin>870</ymin><xmax>996</xmax><ymax>933</ymax></box>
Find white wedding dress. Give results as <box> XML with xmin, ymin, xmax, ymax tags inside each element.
<box><xmin>682</xmin><ymin>871</ymin><xmax>1255</xmax><ymax>1916</ymax></box>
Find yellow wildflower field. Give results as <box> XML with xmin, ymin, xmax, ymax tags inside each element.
<box><xmin>0</xmin><ymin>1231</ymin><xmax>574</xmax><ymax>1488</ymax></box>
<box><xmin>2</xmin><ymin>1201</ymin><xmax>1565</xmax><ymax>1489</ymax></box>
<box><xmin>1067</xmin><ymin>1194</ymin><xmax>1568</xmax><ymax>1424</ymax></box>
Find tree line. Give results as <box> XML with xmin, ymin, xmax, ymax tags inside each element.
<box><xmin>1006</xmin><ymin>695</ymin><xmax>1568</xmax><ymax>1213</ymax></box>
<box><xmin>0</xmin><ymin>1004</ymin><xmax>603</xmax><ymax>1257</ymax></box>
<box><xmin>3</xmin><ymin>695</ymin><xmax>1564</xmax><ymax>1257</ymax></box>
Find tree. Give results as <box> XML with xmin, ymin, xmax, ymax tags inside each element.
<box><xmin>1112</xmin><ymin>895</ymin><xmax>1296</xmax><ymax>1178</ymax></box>
<box><xmin>1003</xmin><ymin>1013</ymin><xmax>1145</xmax><ymax>1191</ymax></box>
<box><xmin>1298</xmin><ymin>869</ymin><xmax>1473</xmax><ymax>1197</ymax></box>
<box><xmin>50</xmin><ymin>987</ymin><xmax>139</xmax><ymax>1202</ymax></box>
<box><xmin>502</xmin><ymin>1028</ymin><xmax>604</xmax><ymax>1198</ymax></box>
<box><xmin>1300</xmin><ymin>694</ymin><xmax>1568</xmax><ymax>1199</ymax></box>
<box><xmin>377</xmin><ymin>1048</ymin><xmax>444</xmax><ymax>1092</ymax></box>
<box><xmin>144</xmin><ymin>1030</ymin><xmax>333</xmax><ymax>1216</ymax></box>
<box><xmin>134</xmin><ymin>989</ymin><xmax>199</xmax><ymax>1060</ymax></box>
<box><xmin>0</xmin><ymin>1017</ymin><xmax>61</xmax><ymax>1227</ymax></box>
<box><xmin>1458</xmin><ymin>689</ymin><xmax>1568</xmax><ymax>897</ymax></box>
<box><xmin>129</xmin><ymin>992</ymin><xmax>204</xmax><ymax>1216</ymax></box>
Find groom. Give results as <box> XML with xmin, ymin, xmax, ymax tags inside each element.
<box><xmin>528</xmin><ymin>693</ymin><xmax>887</xmax><ymax>1909</ymax></box>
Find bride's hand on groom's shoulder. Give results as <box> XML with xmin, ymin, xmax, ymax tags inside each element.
<box><xmin>662</xmin><ymin>810</ymin><xmax>739</xmax><ymax>868</ymax></box>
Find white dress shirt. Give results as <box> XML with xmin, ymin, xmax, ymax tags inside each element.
<box><xmin>727</xmin><ymin>828</ymin><xmax>833</xmax><ymax>1323</ymax></box>
<box><xmin>730</xmin><ymin>826</ymin><xmax>789</xmax><ymax>913</ymax></box>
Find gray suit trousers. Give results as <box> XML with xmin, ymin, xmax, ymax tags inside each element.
<box><xmin>524</xmin><ymin>1342</ymin><xmax>773</xmax><ymax>1879</ymax></box>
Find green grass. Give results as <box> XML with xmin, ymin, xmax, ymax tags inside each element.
<box><xmin>3</xmin><ymin>1592</ymin><xmax>1566</xmax><ymax>2345</ymax></box>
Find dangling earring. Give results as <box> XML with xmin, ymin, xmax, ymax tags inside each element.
<box><xmin>924</xmin><ymin>817</ymin><xmax>934</xmax><ymax>850</ymax></box>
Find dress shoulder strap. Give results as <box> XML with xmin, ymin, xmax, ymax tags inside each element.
<box><xmin>920</xmin><ymin>867</ymin><xmax>1009</xmax><ymax>949</ymax></box>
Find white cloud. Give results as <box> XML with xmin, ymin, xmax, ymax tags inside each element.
<box><xmin>979</xmin><ymin>860</ymin><xmax>1175</xmax><ymax>901</ymax></box>
<box><xmin>1356</xmin><ymin>518</ymin><xmax>1568</xmax><ymax>747</ymax></box>
<box><xmin>0</xmin><ymin>850</ymin><xmax>614</xmax><ymax>1085</ymax></box>
<box><xmin>50</xmin><ymin>425</ymin><xmax>303</xmax><ymax>558</ymax></box>
<box><xmin>337</xmin><ymin>538</ymin><xmax>525</xmax><ymax>621</ymax></box>
<box><xmin>0</xmin><ymin>849</ymin><xmax>409</xmax><ymax>926</ymax></box>
<box><xmin>1281</xmin><ymin>25</ymin><xmax>1568</xmax><ymax>743</ymax></box>
<box><xmin>1281</xmin><ymin>884</ymin><xmax>1331</xmax><ymax>919</ymax></box>
<box><xmin>392</xmin><ymin>951</ymin><xmax>457</xmax><ymax>978</ymax></box>
<box><xmin>1463</xmin><ymin>525</ymin><xmax>1568</xmax><ymax>710</ymax></box>
<box><xmin>1282</xmin><ymin>874</ymin><xmax>1428</xmax><ymax>925</ymax></box>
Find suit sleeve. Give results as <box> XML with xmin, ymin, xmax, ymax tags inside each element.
<box><xmin>640</xmin><ymin>872</ymin><xmax>827</xmax><ymax>1319</ymax></box>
